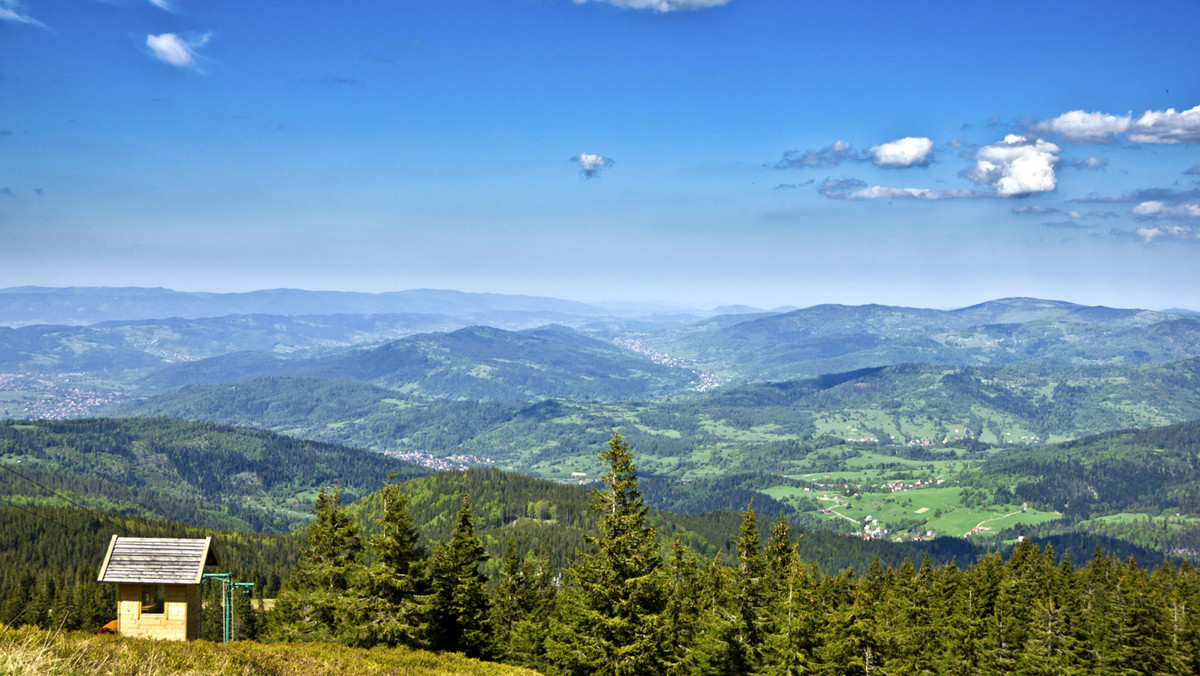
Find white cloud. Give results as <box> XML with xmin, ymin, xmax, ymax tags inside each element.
<box><xmin>869</xmin><ymin>137</ymin><xmax>934</xmax><ymax>168</ymax></box>
<box><xmin>1033</xmin><ymin>105</ymin><xmax>1200</xmax><ymax>145</ymax></box>
<box><xmin>1032</xmin><ymin>110</ymin><xmax>1131</xmax><ymax>144</ymax></box>
<box><xmin>0</xmin><ymin>0</ymin><xmax>47</xmax><ymax>28</ymax></box>
<box><xmin>149</xmin><ymin>0</ymin><xmax>175</xmax><ymax>10</ymax></box>
<box><xmin>1132</xmin><ymin>201</ymin><xmax>1200</xmax><ymax>219</ymax></box>
<box><xmin>968</xmin><ymin>134</ymin><xmax>1060</xmax><ymax>197</ymax></box>
<box><xmin>146</xmin><ymin>32</ymin><xmax>209</xmax><ymax>69</ymax></box>
<box><xmin>571</xmin><ymin>153</ymin><xmax>614</xmax><ymax>178</ymax></box>
<box><xmin>572</xmin><ymin>0</ymin><xmax>729</xmax><ymax>10</ymax></box>
<box><xmin>1128</xmin><ymin>105</ymin><xmax>1200</xmax><ymax>144</ymax></box>
<box><xmin>1136</xmin><ymin>225</ymin><xmax>1199</xmax><ymax>242</ymax></box>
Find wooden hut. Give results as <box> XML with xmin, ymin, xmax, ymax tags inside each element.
<box><xmin>96</xmin><ymin>535</ymin><xmax>218</xmax><ymax>641</ymax></box>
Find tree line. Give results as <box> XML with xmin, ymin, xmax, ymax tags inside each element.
<box><xmin>271</xmin><ymin>433</ymin><xmax>1200</xmax><ymax>675</ymax></box>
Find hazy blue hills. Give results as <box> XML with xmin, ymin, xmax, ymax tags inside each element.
<box><xmin>0</xmin><ymin>313</ymin><xmax>476</xmax><ymax>372</ymax></box>
<box><xmin>141</xmin><ymin>324</ymin><xmax>698</xmax><ymax>401</ymax></box>
<box><xmin>0</xmin><ymin>286</ymin><xmax>621</xmax><ymax>327</ymax></box>
<box><xmin>645</xmin><ymin>298</ymin><xmax>1200</xmax><ymax>381</ymax></box>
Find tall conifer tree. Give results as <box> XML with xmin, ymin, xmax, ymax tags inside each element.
<box><xmin>348</xmin><ymin>480</ymin><xmax>428</xmax><ymax>649</ymax></box>
<box><xmin>427</xmin><ymin>495</ymin><xmax>493</xmax><ymax>658</ymax></box>
<box><xmin>271</xmin><ymin>487</ymin><xmax>363</xmax><ymax>643</ymax></box>
<box><xmin>547</xmin><ymin>432</ymin><xmax>669</xmax><ymax>675</ymax></box>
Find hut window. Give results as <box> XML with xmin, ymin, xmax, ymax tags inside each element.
<box><xmin>141</xmin><ymin>584</ymin><xmax>165</xmax><ymax>614</ymax></box>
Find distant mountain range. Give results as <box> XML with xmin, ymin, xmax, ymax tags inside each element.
<box><xmin>0</xmin><ymin>286</ymin><xmax>643</xmax><ymax>327</ymax></box>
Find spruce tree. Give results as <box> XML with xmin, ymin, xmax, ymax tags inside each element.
<box><xmin>491</xmin><ymin>538</ymin><xmax>557</xmax><ymax>670</ymax></box>
<box><xmin>547</xmin><ymin>432</ymin><xmax>669</xmax><ymax>675</ymax></box>
<box><xmin>427</xmin><ymin>495</ymin><xmax>493</xmax><ymax>658</ymax></box>
<box><xmin>271</xmin><ymin>487</ymin><xmax>363</xmax><ymax>643</ymax></box>
<box><xmin>712</xmin><ymin>503</ymin><xmax>769</xmax><ymax>674</ymax></box>
<box><xmin>347</xmin><ymin>481</ymin><xmax>428</xmax><ymax>649</ymax></box>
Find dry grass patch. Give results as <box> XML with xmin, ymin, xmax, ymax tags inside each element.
<box><xmin>0</xmin><ymin>626</ymin><xmax>541</xmax><ymax>676</ymax></box>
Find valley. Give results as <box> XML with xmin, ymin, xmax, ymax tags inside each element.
<box><xmin>3</xmin><ymin>288</ymin><xmax>1200</xmax><ymax>562</ymax></box>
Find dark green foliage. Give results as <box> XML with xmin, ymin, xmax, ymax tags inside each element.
<box><xmin>490</xmin><ymin>539</ymin><xmax>557</xmax><ymax>671</ymax></box>
<box><xmin>426</xmin><ymin>496</ymin><xmax>493</xmax><ymax>658</ymax></box>
<box><xmin>547</xmin><ymin>432</ymin><xmax>670</xmax><ymax>675</ymax></box>
<box><xmin>346</xmin><ymin>481</ymin><xmax>428</xmax><ymax>649</ymax></box>
<box><xmin>271</xmin><ymin>488</ymin><xmax>363</xmax><ymax>643</ymax></box>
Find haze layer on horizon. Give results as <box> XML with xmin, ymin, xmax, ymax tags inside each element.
<box><xmin>2</xmin><ymin>0</ymin><xmax>1198</xmax><ymax>310</ymax></box>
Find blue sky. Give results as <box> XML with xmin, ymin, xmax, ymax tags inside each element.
<box><xmin>2</xmin><ymin>0</ymin><xmax>1199</xmax><ymax>310</ymax></box>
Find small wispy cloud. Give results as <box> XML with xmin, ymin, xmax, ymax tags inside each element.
<box><xmin>1068</xmin><ymin>156</ymin><xmax>1107</xmax><ymax>170</ymax></box>
<box><xmin>869</xmin><ymin>137</ymin><xmax>934</xmax><ymax>168</ymax></box>
<box><xmin>571</xmin><ymin>0</ymin><xmax>730</xmax><ymax>11</ymax></box>
<box><xmin>776</xmin><ymin>140</ymin><xmax>860</xmax><ymax>169</ymax></box>
<box><xmin>1186</xmin><ymin>164</ymin><xmax>1200</xmax><ymax>176</ymax></box>
<box><xmin>146</xmin><ymin>32</ymin><xmax>210</xmax><ymax>70</ymax></box>
<box><xmin>1043</xmin><ymin>220</ymin><xmax>1095</xmax><ymax>230</ymax></box>
<box><xmin>1132</xmin><ymin>201</ymin><xmax>1200</xmax><ymax>220</ymax></box>
<box><xmin>571</xmin><ymin>153</ymin><xmax>614</xmax><ymax>179</ymax></box>
<box><xmin>148</xmin><ymin>0</ymin><xmax>175</xmax><ymax>11</ymax></box>
<box><xmin>1012</xmin><ymin>205</ymin><xmax>1057</xmax><ymax>215</ymax></box>
<box><xmin>0</xmin><ymin>0</ymin><xmax>48</xmax><ymax>29</ymax></box>
<box><xmin>967</xmin><ymin>134</ymin><xmax>1060</xmax><ymax>197</ymax></box>
<box><xmin>1074</xmin><ymin>187</ymin><xmax>1200</xmax><ymax>204</ymax></box>
<box><xmin>819</xmin><ymin>177</ymin><xmax>982</xmax><ymax>201</ymax></box>
<box><xmin>1136</xmin><ymin>225</ymin><xmax>1200</xmax><ymax>242</ymax></box>
<box><xmin>1032</xmin><ymin>105</ymin><xmax>1200</xmax><ymax>145</ymax></box>
<box><xmin>0</xmin><ymin>187</ymin><xmax>13</xmax><ymax>197</ymax></box>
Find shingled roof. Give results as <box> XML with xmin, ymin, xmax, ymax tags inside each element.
<box><xmin>96</xmin><ymin>536</ymin><xmax>218</xmax><ymax>585</ymax></box>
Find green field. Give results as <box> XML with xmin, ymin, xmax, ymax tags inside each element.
<box><xmin>764</xmin><ymin>482</ymin><xmax>1061</xmax><ymax>541</ymax></box>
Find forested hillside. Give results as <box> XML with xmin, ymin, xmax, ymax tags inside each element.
<box><xmin>0</xmin><ymin>418</ymin><xmax>426</xmax><ymax>532</ymax></box>
<box><xmin>120</xmin><ymin>355</ymin><xmax>1200</xmax><ymax>482</ymax></box>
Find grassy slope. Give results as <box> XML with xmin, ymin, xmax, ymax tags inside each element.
<box><xmin>0</xmin><ymin>626</ymin><xmax>540</xmax><ymax>676</ymax></box>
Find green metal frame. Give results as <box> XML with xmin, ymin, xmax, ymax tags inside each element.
<box><xmin>201</xmin><ymin>573</ymin><xmax>255</xmax><ymax>642</ymax></box>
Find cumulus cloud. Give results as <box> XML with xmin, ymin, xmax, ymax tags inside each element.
<box><xmin>1032</xmin><ymin>110</ymin><xmax>1130</xmax><ymax>144</ymax></box>
<box><xmin>1136</xmin><ymin>225</ymin><xmax>1199</xmax><ymax>242</ymax></box>
<box><xmin>967</xmin><ymin>134</ymin><xmax>1060</xmax><ymax>197</ymax></box>
<box><xmin>146</xmin><ymin>32</ymin><xmax>210</xmax><ymax>69</ymax></box>
<box><xmin>0</xmin><ymin>0</ymin><xmax>47</xmax><ymax>28</ymax></box>
<box><xmin>1128</xmin><ymin>106</ymin><xmax>1200</xmax><ymax>144</ymax></box>
<box><xmin>572</xmin><ymin>0</ymin><xmax>729</xmax><ymax>10</ymax></box>
<box><xmin>776</xmin><ymin>140</ymin><xmax>861</xmax><ymax>169</ymax></box>
<box><xmin>1132</xmin><ymin>201</ymin><xmax>1200</xmax><ymax>220</ymax></box>
<box><xmin>819</xmin><ymin>177</ymin><xmax>982</xmax><ymax>200</ymax></box>
<box><xmin>1033</xmin><ymin>105</ymin><xmax>1200</xmax><ymax>145</ymax></box>
<box><xmin>869</xmin><ymin>137</ymin><xmax>934</xmax><ymax>168</ymax></box>
<box><xmin>571</xmin><ymin>153</ymin><xmax>614</xmax><ymax>179</ymax></box>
